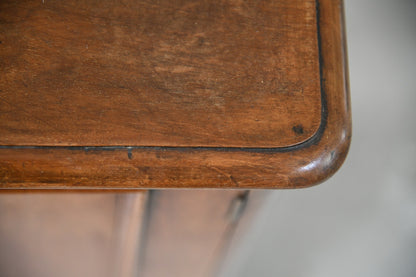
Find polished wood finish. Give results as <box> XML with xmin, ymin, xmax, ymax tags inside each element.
<box><xmin>0</xmin><ymin>0</ymin><xmax>320</xmax><ymax>148</ymax></box>
<box><xmin>0</xmin><ymin>2</ymin><xmax>350</xmax><ymax>276</ymax></box>
<box><xmin>0</xmin><ymin>0</ymin><xmax>350</xmax><ymax>189</ymax></box>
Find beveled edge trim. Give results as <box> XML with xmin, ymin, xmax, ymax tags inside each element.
<box><xmin>0</xmin><ymin>0</ymin><xmax>351</xmax><ymax>189</ymax></box>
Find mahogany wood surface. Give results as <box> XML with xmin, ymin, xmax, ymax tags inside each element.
<box><xmin>0</xmin><ymin>0</ymin><xmax>320</xmax><ymax>147</ymax></box>
<box><xmin>0</xmin><ymin>0</ymin><xmax>351</xmax><ymax>189</ymax></box>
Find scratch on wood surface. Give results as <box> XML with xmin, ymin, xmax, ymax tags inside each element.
<box><xmin>209</xmin><ymin>166</ymin><xmax>239</xmax><ymax>187</ymax></box>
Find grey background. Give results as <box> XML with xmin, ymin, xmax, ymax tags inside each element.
<box><xmin>220</xmin><ymin>0</ymin><xmax>416</xmax><ymax>276</ymax></box>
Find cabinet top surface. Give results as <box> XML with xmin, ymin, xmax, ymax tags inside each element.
<box><xmin>0</xmin><ymin>0</ymin><xmax>351</xmax><ymax>189</ymax></box>
<box><xmin>0</xmin><ymin>0</ymin><xmax>321</xmax><ymax>148</ymax></box>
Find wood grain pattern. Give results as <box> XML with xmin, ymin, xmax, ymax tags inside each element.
<box><xmin>0</xmin><ymin>0</ymin><xmax>320</xmax><ymax>147</ymax></box>
<box><xmin>0</xmin><ymin>0</ymin><xmax>351</xmax><ymax>189</ymax></box>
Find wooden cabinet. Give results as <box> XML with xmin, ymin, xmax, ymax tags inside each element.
<box><xmin>0</xmin><ymin>0</ymin><xmax>350</xmax><ymax>276</ymax></box>
<box><xmin>0</xmin><ymin>190</ymin><xmax>265</xmax><ymax>277</ymax></box>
